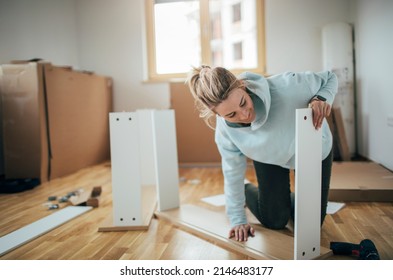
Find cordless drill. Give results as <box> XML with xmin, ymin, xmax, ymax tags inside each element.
<box><xmin>330</xmin><ymin>239</ymin><xmax>380</xmax><ymax>260</ymax></box>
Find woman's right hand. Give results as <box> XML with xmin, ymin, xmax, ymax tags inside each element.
<box><xmin>309</xmin><ymin>99</ymin><xmax>331</xmax><ymax>130</ymax></box>
<box><xmin>228</xmin><ymin>224</ymin><xmax>255</xmax><ymax>242</ymax></box>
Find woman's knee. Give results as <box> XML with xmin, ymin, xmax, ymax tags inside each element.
<box><xmin>261</xmin><ymin>212</ymin><xmax>289</xmax><ymax>229</ymax></box>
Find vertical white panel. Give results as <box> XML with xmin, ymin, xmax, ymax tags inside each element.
<box><xmin>136</xmin><ymin>109</ymin><xmax>156</xmax><ymax>186</ymax></box>
<box><xmin>152</xmin><ymin>110</ymin><xmax>180</xmax><ymax>211</ymax></box>
<box><xmin>109</xmin><ymin>112</ymin><xmax>142</xmax><ymax>226</ymax></box>
<box><xmin>294</xmin><ymin>108</ymin><xmax>322</xmax><ymax>260</ymax></box>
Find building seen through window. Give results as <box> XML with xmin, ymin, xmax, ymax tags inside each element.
<box><xmin>146</xmin><ymin>0</ymin><xmax>264</xmax><ymax>80</ymax></box>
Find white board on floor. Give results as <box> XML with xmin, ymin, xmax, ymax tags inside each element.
<box><xmin>155</xmin><ymin>204</ymin><xmax>332</xmax><ymax>260</ymax></box>
<box><xmin>294</xmin><ymin>108</ymin><xmax>322</xmax><ymax>260</ymax></box>
<box><xmin>0</xmin><ymin>206</ymin><xmax>92</xmax><ymax>256</ymax></box>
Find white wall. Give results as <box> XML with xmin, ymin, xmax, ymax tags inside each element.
<box><xmin>0</xmin><ymin>0</ymin><xmax>352</xmax><ymax>110</ymax></box>
<box><xmin>265</xmin><ymin>0</ymin><xmax>351</xmax><ymax>73</ymax></box>
<box><xmin>1</xmin><ymin>0</ymin><xmax>392</xmax><ymax>169</ymax></box>
<box><xmin>0</xmin><ymin>0</ymin><xmax>79</xmax><ymax>66</ymax></box>
<box><xmin>0</xmin><ymin>0</ymin><xmax>169</xmax><ymax>113</ymax></box>
<box><xmin>0</xmin><ymin>0</ymin><xmax>79</xmax><ymax>175</ymax></box>
<box><xmin>75</xmin><ymin>0</ymin><xmax>170</xmax><ymax>112</ymax></box>
<box><xmin>265</xmin><ymin>0</ymin><xmax>393</xmax><ymax>170</ymax></box>
<box><xmin>352</xmin><ymin>0</ymin><xmax>393</xmax><ymax>170</ymax></box>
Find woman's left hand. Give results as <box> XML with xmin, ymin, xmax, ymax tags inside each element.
<box><xmin>309</xmin><ymin>99</ymin><xmax>331</xmax><ymax>130</ymax></box>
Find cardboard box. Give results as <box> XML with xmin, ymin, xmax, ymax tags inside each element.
<box><xmin>170</xmin><ymin>82</ymin><xmax>221</xmax><ymax>164</ymax></box>
<box><xmin>329</xmin><ymin>161</ymin><xmax>393</xmax><ymax>202</ymax></box>
<box><xmin>0</xmin><ymin>63</ymin><xmax>41</xmax><ymax>179</ymax></box>
<box><xmin>0</xmin><ymin>62</ymin><xmax>112</xmax><ymax>182</ymax></box>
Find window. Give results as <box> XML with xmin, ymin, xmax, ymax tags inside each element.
<box><xmin>232</xmin><ymin>3</ymin><xmax>241</xmax><ymax>23</ymax></box>
<box><xmin>233</xmin><ymin>42</ymin><xmax>243</xmax><ymax>61</ymax></box>
<box><xmin>145</xmin><ymin>0</ymin><xmax>265</xmax><ymax>81</ymax></box>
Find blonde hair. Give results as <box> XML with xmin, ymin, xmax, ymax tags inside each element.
<box><xmin>187</xmin><ymin>65</ymin><xmax>244</xmax><ymax>129</ymax></box>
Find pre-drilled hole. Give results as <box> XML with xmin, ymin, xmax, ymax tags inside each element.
<box><xmin>304</xmin><ymin>116</ymin><xmax>307</xmax><ymax>120</ymax></box>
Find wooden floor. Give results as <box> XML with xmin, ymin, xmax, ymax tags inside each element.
<box><xmin>0</xmin><ymin>161</ymin><xmax>392</xmax><ymax>260</ymax></box>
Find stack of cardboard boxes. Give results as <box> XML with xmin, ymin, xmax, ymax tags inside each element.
<box><xmin>0</xmin><ymin>61</ymin><xmax>112</xmax><ymax>184</ymax></box>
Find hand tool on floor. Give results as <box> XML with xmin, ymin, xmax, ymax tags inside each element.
<box><xmin>69</xmin><ymin>186</ymin><xmax>102</xmax><ymax>207</ymax></box>
<box><xmin>330</xmin><ymin>239</ymin><xmax>380</xmax><ymax>260</ymax></box>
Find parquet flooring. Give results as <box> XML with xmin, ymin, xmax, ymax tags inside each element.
<box><xmin>0</xmin><ymin>162</ymin><xmax>392</xmax><ymax>260</ymax></box>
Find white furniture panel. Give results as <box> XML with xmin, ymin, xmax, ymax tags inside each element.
<box><xmin>109</xmin><ymin>112</ymin><xmax>142</xmax><ymax>226</ymax></box>
<box><xmin>107</xmin><ymin>109</ymin><xmax>179</xmax><ymax>230</ymax></box>
<box><xmin>294</xmin><ymin>108</ymin><xmax>322</xmax><ymax>260</ymax></box>
<box><xmin>137</xmin><ymin>110</ymin><xmax>156</xmax><ymax>186</ymax></box>
<box><xmin>152</xmin><ymin>110</ymin><xmax>180</xmax><ymax>211</ymax></box>
<box><xmin>0</xmin><ymin>206</ymin><xmax>92</xmax><ymax>256</ymax></box>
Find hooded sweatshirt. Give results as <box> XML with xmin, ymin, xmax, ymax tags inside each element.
<box><xmin>215</xmin><ymin>71</ymin><xmax>338</xmax><ymax>227</ymax></box>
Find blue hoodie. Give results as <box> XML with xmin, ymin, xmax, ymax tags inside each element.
<box><xmin>215</xmin><ymin>71</ymin><xmax>338</xmax><ymax>227</ymax></box>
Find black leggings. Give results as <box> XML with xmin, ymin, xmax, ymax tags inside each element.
<box><xmin>245</xmin><ymin>149</ymin><xmax>333</xmax><ymax>229</ymax></box>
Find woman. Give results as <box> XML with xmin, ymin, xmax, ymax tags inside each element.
<box><xmin>187</xmin><ymin>65</ymin><xmax>337</xmax><ymax>242</ymax></box>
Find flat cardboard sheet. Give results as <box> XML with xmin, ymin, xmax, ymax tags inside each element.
<box><xmin>170</xmin><ymin>82</ymin><xmax>221</xmax><ymax>163</ymax></box>
<box><xmin>44</xmin><ymin>64</ymin><xmax>112</xmax><ymax>179</ymax></box>
<box><xmin>329</xmin><ymin>161</ymin><xmax>393</xmax><ymax>201</ymax></box>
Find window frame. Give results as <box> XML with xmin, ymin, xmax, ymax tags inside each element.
<box><xmin>145</xmin><ymin>0</ymin><xmax>266</xmax><ymax>82</ymax></box>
